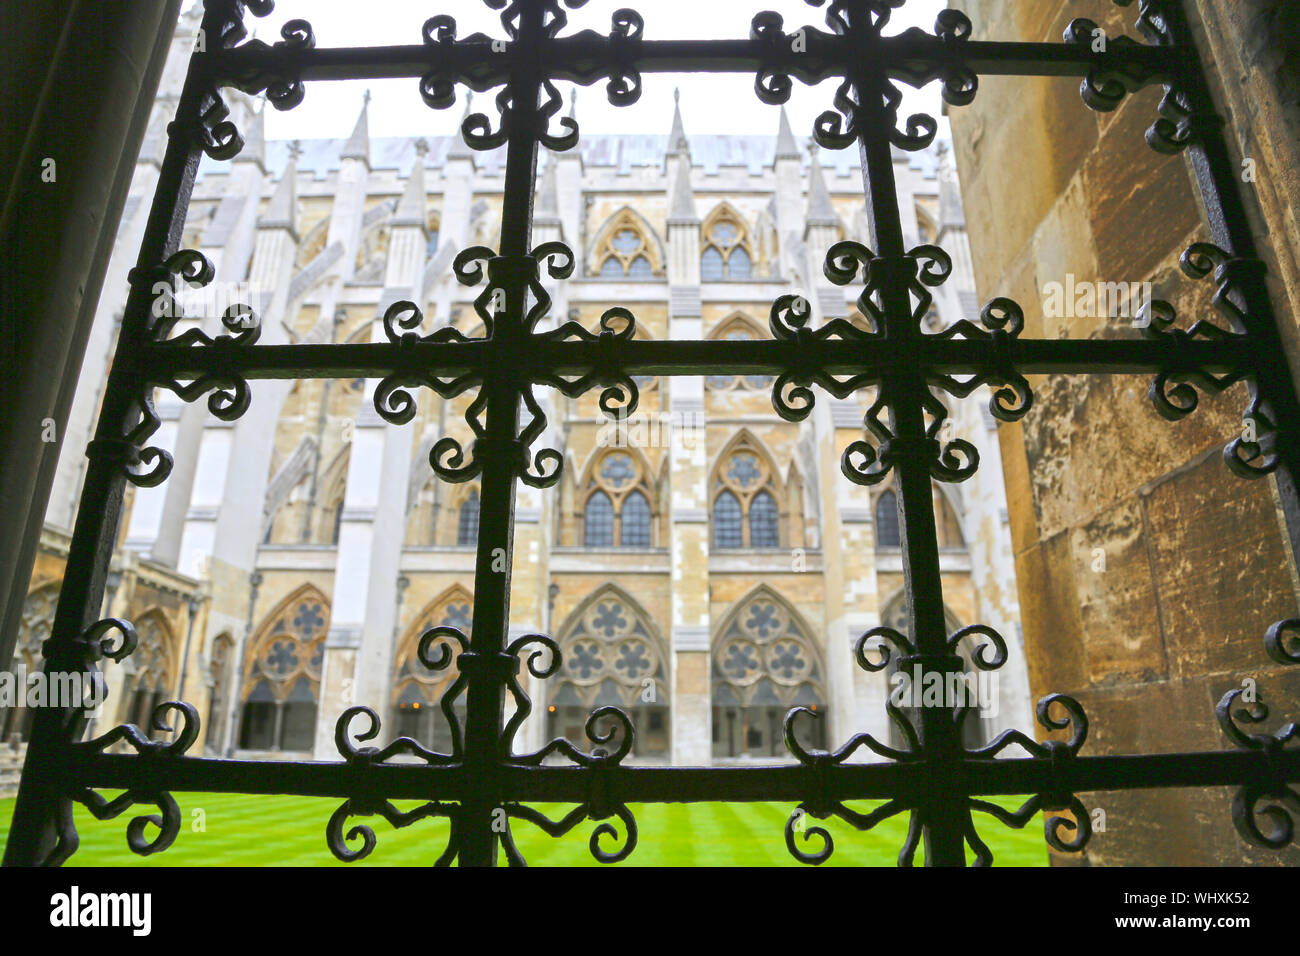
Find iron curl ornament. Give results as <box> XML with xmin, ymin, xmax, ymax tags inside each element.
<box><xmin>1066</xmin><ymin>2</ymin><xmax>1219</xmax><ymax>154</ymax></box>
<box><xmin>326</xmin><ymin>706</ymin><xmax>464</xmax><ymax>864</ymax></box>
<box><xmin>374</xmin><ymin>241</ymin><xmax>638</xmax><ymax>489</ymax></box>
<box><xmin>1136</xmin><ymin>242</ymin><xmax>1285</xmax><ymax>479</ymax></box>
<box><xmin>51</xmin><ymin>702</ymin><xmax>202</xmax><ymax>862</ymax></box>
<box><xmin>490</xmin><ymin>632</ymin><xmax>639</xmax><ymax>865</ymax></box>
<box><xmin>1217</xmin><ymin>687</ymin><xmax>1299</xmax><ymax>849</ymax></box>
<box><xmin>324</xmin><ymin>624</ymin><xmax>470</xmax><ymax>864</ymax></box>
<box><xmin>93</xmin><ymin>251</ymin><xmax>262</xmax><ymax>488</ymax></box>
<box><xmin>184</xmin><ymin>0</ymin><xmax>302</xmax><ymax>160</ymax></box>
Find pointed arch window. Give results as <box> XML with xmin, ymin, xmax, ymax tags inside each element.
<box><xmin>580</xmin><ymin>451</ymin><xmax>656</xmax><ymax>548</ymax></box>
<box><xmin>701</xmin><ymin>207</ymin><xmax>754</xmax><ymax>281</ymax></box>
<box><xmin>592</xmin><ymin>209</ymin><xmax>662</xmax><ymax>279</ymax></box>
<box><xmin>712</xmin><ymin>589</ymin><xmax>826</xmax><ymax>758</ymax></box>
<box><xmin>550</xmin><ymin>588</ymin><xmax>669</xmax><ymax>758</ymax></box>
<box><xmin>712</xmin><ymin>439</ymin><xmax>782</xmax><ymax>549</ymax></box>
<box><xmin>239</xmin><ymin>588</ymin><xmax>328</xmax><ymax>752</ymax></box>
<box><xmin>714</xmin><ymin>491</ymin><xmax>742</xmax><ymax>548</ymax></box>
<box><xmin>457</xmin><ymin>487</ymin><xmax>480</xmax><ymax>546</ymax></box>
<box><xmin>314</xmin><ymin>447</ymin><xmax>350</xmax><ymax>545</ymax></box>
<box><xmin>584</xmin><ymin>491</ymin><xmax>614</xmax><ymax>546</ymax></box>
<box><xmin>875</xmin><ymin>490</ymin><xmax>900</xmax><ymax>547</ymax></box>
<box><xmin>124</xmin><ymin>611</ymin><xmax>177</xmax><ymax>732</ymax></box>
<box><xmin>391</xmin><ymin>588</ymin><xmax>472</xmax><ymax>752</ymax></box>
<box><xmin>935</xmin><ymin>487</ymin><xmax>965</xmax><ymax>549</ymax></box>
<box><xmin>749</xmin><ymin>491</ymin><xmax>779</xmax><ymax>547</ymax></box>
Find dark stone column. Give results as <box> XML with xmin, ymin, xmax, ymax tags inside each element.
<box><xmin>0</xmin><ymin>1</ymin><xmax>184</xmax><ymax>668</ymax></box>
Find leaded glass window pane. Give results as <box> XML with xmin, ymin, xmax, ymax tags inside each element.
<box><xmin>584</xmin><ymin>491</ymin><xmax>614</xmax><ymax>547</ymax></box>
<box><xmin>280</xmin><ymin>678</ymin><xmax>318</xmax><ymax>751</ymax></box>
<box><xmin>876</xmin><ymin>490</ymin><xmax>901</xmax><ymax>547</ymax></box>
<box><xmin>621</xmin><ymin>491</ymin><xmax>651</xmax><ymax>547</ymax></box>
<box><xmin>457</xmin><ymin>488</ymin><xmax>479</xmax><ymax>545</ymax></box>
<box><xmin>749</xmin><ymin>490</ymin><xmax>779</xmax><ymax>547</ymax></box>
<box><xmin>729</xmin><ymin>246</ymin><xmax>751</xmax><ymax>279</ymax></box>
<box><xmin>600</xmin><ymin>256</ymin><xmax>624</xmax><ymax>277</ymax></box>
<box><xmin>713</xmin><ymin>491</ymin><xmax>742</xmax><ymax>548</ymax></box>
<box><xmin>628</xmin><ymin>255</ymin><xmax>652</xmax><ymax>278</ymax></box>
<box><xmin>701</xmin><ymin>246</ymin><xmax>724</xmax><ymax>281</ymax></box>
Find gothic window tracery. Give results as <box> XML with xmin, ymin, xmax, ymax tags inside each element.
<box><xmin>712</xmin><ymin>437</ymin><xmax>781</xmax><ymax>549</ymax></box>
<box><xmin>550</xmin><ymin>587</ymin><xmax>668</xmax><ymax>758</ymax></box>
<box><xmin>581</xmin><ymin>450</ymin><xmax>656</xmax><ymax>548</ymax></box>
<box><xmin>711</xmin><ymin>588</ymin><xmax>825</xmax><ymax>758</ymax></box>
<box><xmin>457</xmin><ymin>486</ymin><xmax>480</xmax><ymax>546</ymax></box>
<box><xmin>701</xmin><ymin>206</ymin><xmax>753</xmax><ymax>280</ymax></box>
<box><xmin>592</xmin><ymin>208</ymin><xmax>660</xmax><ymax>278</ymax></box>
<box><xmin>391</xmin><ymin>586</ymin><xmax>472</xmax><ymax>751</ymax></box>
<box><xmin>123</xmin><ymin>610</ymin><xmax>178</xmax><ymax>731</ymax></box>
<box><xmin>239</xmin><ymin>586</ymin><xmax>328</xmax><ymax>752</ymax></box>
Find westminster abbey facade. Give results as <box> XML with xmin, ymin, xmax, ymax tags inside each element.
<box><xmin>4</xmin><ymin>7</ymin><xmax>1029</xmax><ymax>782</ymax></box>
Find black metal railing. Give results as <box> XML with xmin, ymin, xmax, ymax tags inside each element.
<box><xmin>4</xmin><ymin>0</ymin><xmax>1299</xmax><ymax>867</ymax></box>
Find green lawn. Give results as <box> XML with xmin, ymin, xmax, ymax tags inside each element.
<box><xmin>0</xmin><ymin>793</ymin><xmax>1049</xmax><ymax>866</ymax></box>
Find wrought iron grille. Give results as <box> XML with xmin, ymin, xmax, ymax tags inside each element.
<box><xmin>5</xmin><ymin>0</ymin><xmax>1300</xmax><ymax>868</ymax></box>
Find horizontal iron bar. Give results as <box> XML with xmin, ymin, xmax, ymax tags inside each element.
<box><xmin>141</xmin><ymin>336</ymin><xmax>1244</xmax><ymax>380</ymax></box>
<box><xmin>209</xmin><ymin>37</ymin><xmax>1177</xmax><ymax>88</ymax></box>
<box><xmin>56</xmin><ymin>748</ymin><xmax>1300</xmax><ymax>804</ymax></box>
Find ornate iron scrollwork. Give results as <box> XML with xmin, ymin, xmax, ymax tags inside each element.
<box><xmin>1217</xmin><ymin>687</ymin><xmax>1299</xmax><ymax>849</ymax></box>
<box><xmin>53</xmin><ymin>702</ymin><xmax>202</xmax><ymax>861</ymax></box>
<box><xmin>17</xmin><ymin>0</ymin><xmax>1300</xmax><ymax>871</ymax></box>
<box><xmin>1068</xmin><ymin>1</ymin><xmax>1218</xmax><ymax>153</ymax></box>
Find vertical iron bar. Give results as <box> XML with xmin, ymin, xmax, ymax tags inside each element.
<box><xmin>458</xmin><ymin>0</ymin><xmax>544</xmax><ymax>867</ymax></box>
<box><xmin>847</xmin><ymin>10</ymin><xmax>966</xmax><ymax>866</ymax></box>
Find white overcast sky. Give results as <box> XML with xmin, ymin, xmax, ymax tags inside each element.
<box><xmin>232</xmin><ymin>0</ymin><xmax>948</xmax><ymax>144</ymax></box>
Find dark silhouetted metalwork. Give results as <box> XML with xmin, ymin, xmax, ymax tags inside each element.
<box><xmin>4</xmin><ymin>0</ymin><xmax>1298</xmax><ymax>867</ymax></box>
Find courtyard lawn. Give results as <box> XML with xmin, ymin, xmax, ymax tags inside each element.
<box><xmin>0</xmin><ymin>793</ymin><xmax>1049</xmax><ymax>866</ymax></box>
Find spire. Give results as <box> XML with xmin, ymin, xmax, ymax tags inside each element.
<box><xmin>394</xmin><ymin>139</ymin><xmax>430</xmax><ymax>232</ymax></box>
<box><xmin>775</xmin><ymin>105</ymin><xmax>799</xmax><ymax>161</ymax></box>
<box><xmin>667</xmin><ymin>87</ymin><xmax>689</xmax><ymax>156</ymax></box>
<box><xmin>261</xmin><ymin>141</ymin><xmax>300</xmax><ymax>238</ymax></box>
<box><xmin>447</xmin><ymin>96</ymin><xmax>474</xmax><ymax>162</ymax></box>
<box><xmin>340</xmin><ymin>90</ymin><xmax>371</xmax><ymax>167</ymax></box>
<box><xmin>805</xmin><ymin>143</ymin><xmax>839</xmax><ymax>227</ymax></box>
<box><xmin>669</xmin><ymin>154</ymin><xmax>697</xmax><ymax>224</ymax></box>
<box><xmin>535</xmin><ymin>152</ymin><xmax>560</xmax><ymax>223</ymax></box>
<box><xmin>237</xmin><ymin>99</ymin><xmax>267</xmax><ymax>170</ymax></box>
